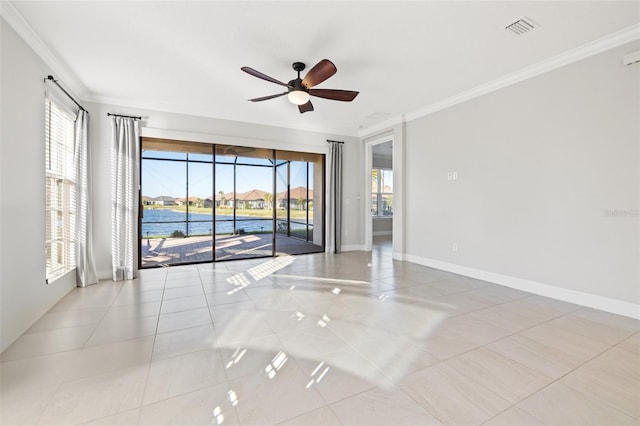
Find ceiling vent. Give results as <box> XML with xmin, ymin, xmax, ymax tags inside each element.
<box><xmin>505</xmin><ymin>17</ymin><xmax>539</xmax><ymax>35</ymax></box>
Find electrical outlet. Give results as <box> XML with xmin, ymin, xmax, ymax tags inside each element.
<box><xmin>452</xmin><ymin>172</ymin><xmax>458</xmax><ymax>180</ymax></box>
<box><xmin>447</xmin><ymin>172</ymin><xmax>453</xmax><ymax>181</ymax></box>
<box><xmin>452</xmin><ymin>243</ymin><xmax>459</xmax><ymax>252</ymax></box>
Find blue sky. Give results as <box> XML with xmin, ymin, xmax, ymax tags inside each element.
<box><xmin>142</xmin><ymin>158</ymin><xmax>313</xmax><ymax>198</ymax></box>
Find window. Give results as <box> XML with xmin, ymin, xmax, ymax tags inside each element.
<box><xmin>371</xmin><ymin>168</ymin><xmax>393</xmax><ymax>216</ymax></box>
<box><xmin>45</xmin><ymin>98</ymin><xmax>77</xmax><ymax>282</ymax></box>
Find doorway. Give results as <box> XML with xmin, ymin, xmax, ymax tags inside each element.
<box><xmin>365</xmin><ymin>138</ymin><xmax>394</xmax><ymax>252</ymax></box>
<box><xmin>139</xmin><ymin>138</ymin><xmax>325</xmax><ymax>268</ymax></box>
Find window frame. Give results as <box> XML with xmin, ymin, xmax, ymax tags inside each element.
<box><xmin>371</xmin><ymin>168</ymin><xmax>393</xmax><ymax>217</ymax></box>
<box><xmin>45</xmin><ymin>96</ymin><xmax>77</xmax><ymax>283</ymax></box>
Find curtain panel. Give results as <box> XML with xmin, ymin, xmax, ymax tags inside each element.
<box><xmin>74</xmin><ymin>110</ymin><xmax>98</xmax><ymax>286</ymax></box>
<box><xmin>328</xmin><ymin>141</ymin><xmax>343</xmax><ymax>254</ymax></box>
<box><xmin>111</xmin><ymin>117</ymin><xmax>140</xmax><ymax>281</ymax></box>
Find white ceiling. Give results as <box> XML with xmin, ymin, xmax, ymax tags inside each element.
<box><xmin>7</xmin><ymin>1</ymin><xmax>639</xmax><ymax>136</ymax></box>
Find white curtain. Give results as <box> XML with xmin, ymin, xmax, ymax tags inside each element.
<box><xmin>74</xmin><ymin>110</ymin><xmax>98</xmax><ymax>286</ymax></box>
<box><xmin>111</xmin><ymin>117</ymin><xmax>140</xmax><ymax>281</ymax></box>
<box><xmin>327</xmin><ymin>141</ymin><xmax>343</xmax><ymax>254</ymax></box>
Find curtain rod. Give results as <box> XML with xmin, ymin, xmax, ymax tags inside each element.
<box><xmin>327</xmin><ymin>140</ymin><xmax>344</xmax><ymax>144</ymax></box>
<box><xmin>45</xmin><ymin>75</ymin><xmax>87</xmax><ymax>113</ymax></box>
<box><xmin>107</xmin><ymin>113</ymin><xmax>142</xmax><ymax>120</ymax></box>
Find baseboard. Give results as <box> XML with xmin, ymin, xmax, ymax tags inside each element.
<box><xmin>405</xmin><ymin>254</ymin><xmax>640</xmax><ymax>320</ymax></box>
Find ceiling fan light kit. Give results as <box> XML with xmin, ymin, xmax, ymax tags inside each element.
<box><xmin>241</xmin><ymin>59</ymin><xmax>359</xmax><ymax>113</ymax></box>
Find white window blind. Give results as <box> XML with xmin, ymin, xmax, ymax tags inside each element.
<box><xmin>45</xmin><ymin>97</ymin><xmax>77</xmax><ymax>283</ymax></box>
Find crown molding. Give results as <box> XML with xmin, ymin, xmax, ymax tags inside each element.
<box><xmin>404</xmin><ymin>24</ymin><xmax>640</xmax><ymax>123</ymax></box>
<box><xmin>2</xmin><ymin>0</ymin><xmax>90</xmax><ymax>100</ymax></box>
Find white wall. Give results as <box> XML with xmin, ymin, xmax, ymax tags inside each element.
<box><xmin>86</xmin><ymin>102</ymin><xmax>360</xmax><ymax>279</ymax></box>
<box><xmin>404</xmin><ymin>42</ymin><xmax>640</xmax><ymax>314</ymax></box>
<box><xmin>0</xmin><ymin>19</ymin><xmax>76</xmax><ymax>352</ymax></box>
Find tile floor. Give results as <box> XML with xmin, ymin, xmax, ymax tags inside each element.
<box><xmin>1</xmin><ymin>238</ymin><xmax>639</xmax><ymax>425</ymax></box>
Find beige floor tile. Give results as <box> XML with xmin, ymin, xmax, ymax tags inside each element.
<box><xmin>399</xmin><ymin>363</ymin><xmax>510</xmax><ymax>425</ymax></box>
<box><xmin>217</xmin><ymin>333</ymin><xmax>285</xmax><ymax>381</ymax></box>
<box><xmin>422</xmin><ymin>326</ymin><xmax>479</xmax><ymax>360</ymax></box>
<box><xmin>518</xmin><ymin>322</ymin><xmax>610</xmax><ymax>363</ymax></box>
<box><xmin>428</xmin><ymin>277</ymin><xmax>491</xmax><ymax>295</ymax></box>
<box><xmin>488</xmin><ymin>334</ymin><xmax>587</xmax><ymax>379</ymax></box>
<box><xmin>102</xmin><ymin>301</ymin><xmax>162</xmax><ymax>322</ymax></box>
<box><xmin>579</xmin><ymin>346</ymin><xmax>640</xmax><ymax>382</ymax></box>
<box><xmin>160</xmin><ymin>294</ymin><xmax>208</xmax><ymax>314</ymax></box>
<box><xmin>463</xmin><ymin>305</ymin><xmax>540</xmax><ymax>334</ymax></box>
<box><xmin>205</xmin><ymin>288</ymin><xmax>252</xmax><ymax>305</ymax></box>
<box><xmin>85</xmin><ymin>315</ymin><xmax>158</xmax><ymax>347</ymax></box>
<box><xmin>277</xmin><ymin>406</ymin><xmax>342</xmax><ymax>426</ymax></box>
<box><xmin>330</xmin><ymin>386</ymin><xmax>443</xmax><ymax>425</ymax></box>
<box><xmin>228</xmin><ymin>358</ymin><xmax>326</xmax><ymax>425</ymax></box>
<box><xmin>483</xmin><ymin>406</ymin><xmax>542</xmax><ymax>426</ymax></box>
<box><xmin>1</xmin><ymin>350</ymin><xmax>80</xmax><ymax>395</ymax></box>
<box><xmin>152</xmin><ymin>324</ymin><xmax>216</xmax><ymax>361</ymax></box>
<box><xmin>439</xmin><ymin>313</ymin><xmax>514</xmax><ymax>346</ymax></box>
<box><xmin>157</xmin><ymin>307</ymin><xmax>212</xmax><ymax>334</ymax></box>
<box><xmin>428</xmin><ymin>292</ymin><xmax>493</xmax><ymax>317</ymax></box>
<box><xmin>67</xmin><ymin>336</ymin><xmax>154</xmax><ymax>382</ymax></box>
<box><xmin>111</xmin><ymin>289</ymin><xmax>164</xmax><ymax>306</ymax></box>
<box><xmin>214</xmin><ymin>309</ymin><xmax>275</xmax><ymax>344</ymax></box>
<box><xmin>26</xmin><ymin>307</ymin><xmax>108</xmax><ymax>333</ymax></box>
<box><xmin>463</xmin><ymin>284</ymin><xmax>531</xmax><ymax>305</ymax></box>
<box><xmin>143</xmin><ymin>348</ymin><xmax>227</xmax><ymax>405</ymax></box>
<box><xmin>209</xmin><ymin>300</ymin><xmax>256</xmax><ymax>325</ymax></box>
<box><xmin>0</xmin><ymin>383</ymin><xmax>59</xmax><ymax>426</ymax></box>
<box><xmin>444</xmin><ymin>347</ymin><xmax>553</xmax><ymax>404</ymax></box>
<box><xmin>81</xmin><ymin>408</ymin><xmax>140</xmax><ymax>425</ymax></box>
<box><xmin>162</xmin><ymin>285</ymin><xmax>204</xmax><ymax>300</ymax></box>
<box><xmin>139</xmin><ymin>383</ymin><xmax>239</xmax><ymax>426</ymax></box>
<box><xmin>47</xmin><ymin>286</ymin><xmax>121</xmax><ymax>312</ymax></box>
<box><xmin>618</xmin><ymin>332</ymin><xmax>640</xmax><ymax>355</ymax></box>
<box><xmin>296</xmin><ymin>348</ymin><xmax>383</xmax><ymax>403</ymax></box>
<box><xmin>501</xmin><ymin>295</ymin><xmax>581</xmax><ymax>319</ymax></box>
<box><xmin>560</xmin><ymin>350</ymin><xmax>640</xmax><ymax>419</ymax></box>
<box><xmin>517</xmin><ymin>382</ymin><xmax>638</xmax><ymax>425</ymax></box>
<box><xmin>0</xmin><ymin>325</ymin><xmax>95</xmax><ymax>362</ymax></box>
<box><xmin>547</xmin><ymin>309</ymin><xmax>639</xmax><ymax>345</ymax></box>
<box><xmin>38</xmin><ymin>366</ymin><xmax>148</xmax><ymax>425</ymax></box>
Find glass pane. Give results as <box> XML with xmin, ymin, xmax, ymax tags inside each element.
<box><xmin>273</xmin><ymin>155</ymin><xmax>324</xmax><ymax>255</ymax></box>
<box><xmin>188</xmin><ymin>153</ymin><xmax>214</xmax><ymax>162</ymax></box>
<box><xmin>141</xmin><ymin>159</ymin><xmax>187</xmax><ymax>267</ymax></box>
<box><xmin>275</xmin><ymin>162</ymin><xmax>288</xmax><ymax>235</ymax></box>
<box><xmin>381</xmin><ymin>169</ymin><xmax>393</xmax><ymax>192</ymax></box>
<box><xmin>381</xmin><ymin>194</ymin><xmax>393</xmax><ymax>216</ymax></box>
<box><xmin>215</xmin><ymin>157</ymin><xmax>275</xmax><ymax>261</ymax></box>
<box><xmin>371</xmin><ymin>193</ymin><xmax>379</xmax><ymax>216</ymax></box>
<box><xmin>186</xmin><ymin>161</ymin><xmax>213</xmax><ymax>261</ymax></box>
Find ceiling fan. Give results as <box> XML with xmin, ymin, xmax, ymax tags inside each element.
<box><xmin>241</xmin><ymin>59</ymin><xmax>359</xmax><ymax>113</ymax></box>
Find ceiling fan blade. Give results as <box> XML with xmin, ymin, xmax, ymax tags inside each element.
<box><xmin>302</xmin><ymin>59</ymin><xmax>337</xmax><ymax>88</ymax></box>
<box><xmin>241</xmin><ymin>67</ymin><xmax>291</xmax><ymax>87</ymax></box>
<box><xmin>248</xmin><ymin>92</ymin><xmax>288</xmax><ymax>102</ymax></box>
<box><xmin>309</xmin><ymin>88</ymin><xmax>359</xmax><ymax>102</ymax></box>
<box><xmin>298</xmin><ymin>101</ymin><xmax>314</xmax><ymax>114</ymax></box>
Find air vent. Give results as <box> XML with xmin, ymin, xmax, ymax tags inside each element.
<box><xmin>505</xmin><ymin>16</ymin><xmax>539</xmax><ymax>35</ymax></box>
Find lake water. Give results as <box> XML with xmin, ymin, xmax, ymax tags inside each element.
<box><xmin>141</xmin><ymin>208</ymin><xmax>311</xmax><ymax>237</ymax></box>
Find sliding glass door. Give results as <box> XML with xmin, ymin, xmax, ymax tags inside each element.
<box><xmin>140</xmin><ymin>139</ymin><xmax>325</xmax><ymax>268</ymax></box>
<box><xmin>214</xmin><ymin>146</ymin><xmax>275</xmax><ymax>261</ymax></box>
